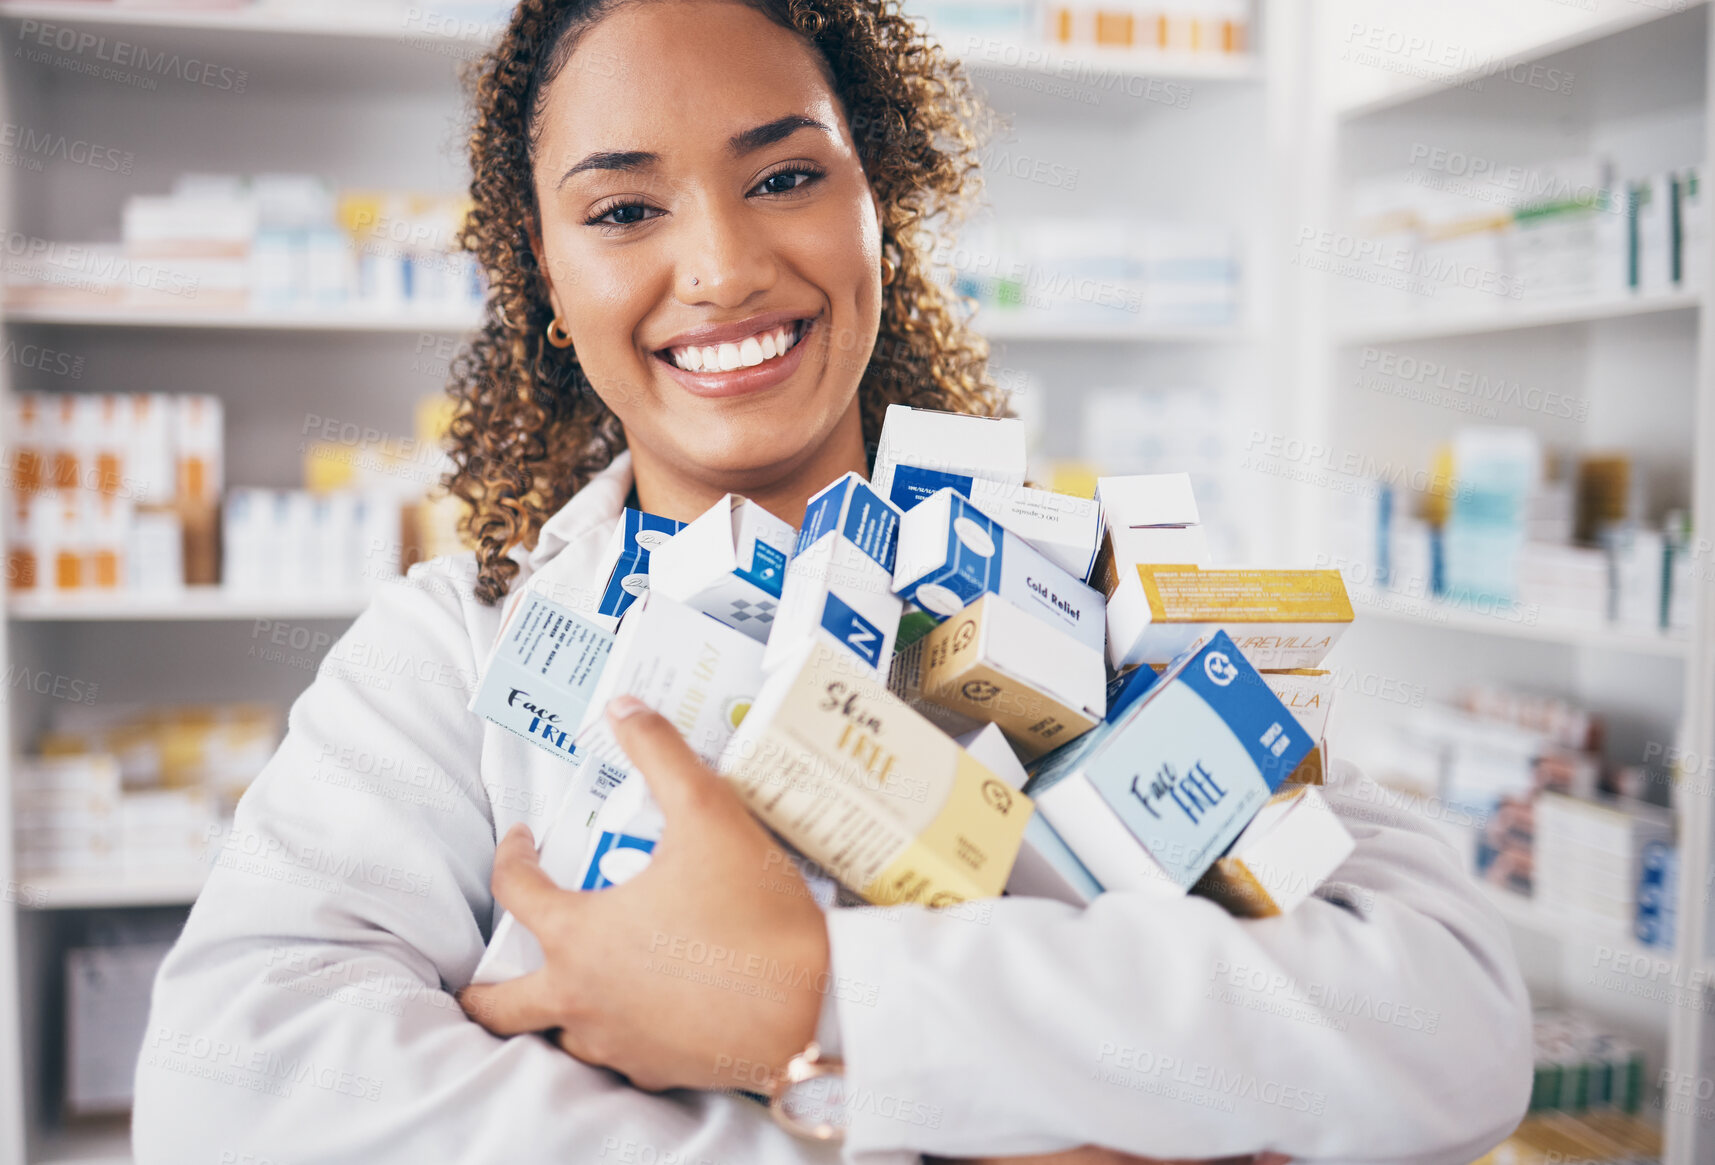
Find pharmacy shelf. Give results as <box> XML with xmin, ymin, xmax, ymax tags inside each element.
<box><xmin>979</xmin><ymin>315</ymin><xmax>1251</xmax><ymax>342</ymax></box>
<box><xmin>19</xmin><ymin>872</ymin><xmax>205</xmax><ymax>911</ymax></box>
<box><xmin>31</xmin><ymin>1122</ymin><xmax>130</xmax><ymax>1165</ymax></box>
<box><xmin>8</xmin><ymin>587</ymin><xmax>373</xmax><ymax>623</ymax></box>
<box><xmin>953</xmin><ymin>44</ymin><xmax>1261</xmax><ymax>83</ymax></box>
<box><xmin>1339</xmin><ymin>0</ymin><xmax>1711</xmax><ymax>121</ymax></box>
<box><xmin>0</xmin><ymin>1</ymin><xmax>492</xmax><ymax>43</ymax></box>
<box><xmin>1334</xmin><ymin>291</ymin><xmax>1702</xmax><ymax>346</ymax></box>
<box><xmin>1354</xmin><ymin>592</ymin><xmax>1693</xmax><ymax>659</ymax></box>
<box><xmin>2</xmin><ymin>304</ymin><xmax>482</xmax><ymax>334</ymax></box>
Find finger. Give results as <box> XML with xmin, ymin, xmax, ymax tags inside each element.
<box><xmin>490</xmin><ymin>822</ymin><xmax>578</xmax><ymax>932</ymax></box>
<box><xmin>457</xmin><ymin>970</ymin><xmax>562</xmax><ymax>1036</ymax></box>
<box><xmin>606</xmin><ymin>695</ymin><xmax>744</xmax><ymax>822</ymax></box>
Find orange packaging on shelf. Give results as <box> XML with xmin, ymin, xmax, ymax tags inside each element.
<box><xmin>173</xmin><ymin>395</ymin><xmax>224</xmax><ymax>504</ymax></box>
<box><xmin>176</xmin><ymin>499</ymin><xmax>220</xmax><ymax>586</ymax></box>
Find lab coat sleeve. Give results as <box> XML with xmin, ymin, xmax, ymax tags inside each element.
<box><xmin>132</xmin><ymin>567</ymin><xmax>893</xmax><ymax>1165</ymax></box>
<box><xmin>824</xmin><ymin>760</ymin><xmax>1533</xmax><ymax>1164</ymax></box>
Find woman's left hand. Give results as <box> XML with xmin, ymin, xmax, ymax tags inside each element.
<box><xmin>459</xmin><ymin>696</ymin><xmax>831</xmax><ymax>1093</ymax></box>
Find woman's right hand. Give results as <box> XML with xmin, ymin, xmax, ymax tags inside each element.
<box><xmin>930</xmin><ymin>1151</ymin><xmax>1291</xmax><ymax>1165</ymax></box>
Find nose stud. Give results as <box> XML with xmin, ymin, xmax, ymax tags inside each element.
<box><xmin>689</xmin><ymin>276</ymin><xmax>699</xmax><ymax>287</ymax></box>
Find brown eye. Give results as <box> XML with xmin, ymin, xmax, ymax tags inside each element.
<box><xmin>751</xmin><ymin>167</ymin><xmax>822</xmax><ymax>196</ymax></box>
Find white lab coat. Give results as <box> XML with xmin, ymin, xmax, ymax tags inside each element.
<box><xmin>133</xmin><ymin>451</ymin><xmax>1533</xmax><ymax>1165</ymax></box>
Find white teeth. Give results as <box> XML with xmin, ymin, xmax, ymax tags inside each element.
<box><xmin>670</xmin><ymin>321</ymin><xmax>803</xmax><ymax>372</ymax></box>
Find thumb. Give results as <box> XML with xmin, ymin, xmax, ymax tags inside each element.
<box><xmin>606</xmin><ymin>695</ymin><xmax>744</xmax><ymax>823</ymax></box>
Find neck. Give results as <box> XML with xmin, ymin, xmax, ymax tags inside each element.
<box><xmin>628</xmin><ymin>401</ymin><xmax>869</xmax><ymax>528</ymax></box>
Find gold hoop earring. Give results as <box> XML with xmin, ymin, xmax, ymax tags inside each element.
<box><xmin>546</xmin><ymin>317</ymin><xmax>575</xmax><ymax>349</ymax></box>
<box><xmin>880</xmin><ymin>254</ymin><xmax>898</xmax><ymax>286</ymax></box>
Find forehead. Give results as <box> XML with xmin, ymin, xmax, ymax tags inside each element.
<box><xmin>538</xmin><ymin>0</ymin><xmax>845</xmax><ymax>165</ymax></box>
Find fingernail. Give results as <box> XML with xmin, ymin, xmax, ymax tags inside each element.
<box><xmin>608</xmin><ymin>695</ymin><xmax>648</xmax><ymax>721</ymax></box>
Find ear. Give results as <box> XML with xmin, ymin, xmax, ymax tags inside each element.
<box><xmin>526</xmin><ymin>217</ymin><xmax>562</xmax><ymax>319</ymax></box>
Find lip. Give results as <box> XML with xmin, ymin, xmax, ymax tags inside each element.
<box><xmin>654</xmin><ymin>313</ymin><xmax>818</xmax><ymax>400</ymax></box>
<box><xmin>654</xmin><ymin>307</ymin><xmax>812</xmax><ymax>352</ymax></box>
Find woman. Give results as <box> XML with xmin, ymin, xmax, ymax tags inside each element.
<box><xmin>133</xmin><ymin>0</ymin><xmax>1533</xmax><ymax>1161</ymax></box>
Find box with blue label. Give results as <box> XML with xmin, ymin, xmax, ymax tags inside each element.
<box><xmin>763</xmin><ymin>472</ymin><xmax>904</xmax><ymax>679</ymax></box>
<box><xmin>893</xmin><ymin>487</ymin><xmax>1104</xmax><ymax>655</ymax></box>
<box><xmin>647</xmin><ymin>494</ymin><xmax>795</xmax><ymax>643</ymax></box>
<box><xmin>885</xmin><ymin>467</ymin><xmax>1102</xmax><ymax>583</ymax></box>
<box><xmin>592</xmin><ymin>508</ymin><xmax>686</xmax><ymax>630</ymax></box>
<box><xmin>870</xmin><ymin>404</ymin><xmax>1026</xmax><ymax>507</ymax></box>
<box><xmin>1025</xmin><ymin>630</ymin><xmax>1312</xmax><ymax>897</ymax></box>
<box><xmin>466</xmin><ymin>591</ymin><xmax>614</xmax><ymax>764</ymax></box>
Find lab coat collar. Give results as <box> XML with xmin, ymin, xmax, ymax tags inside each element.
<box><xmin>527</xmin><ymin>449</ymin><xmax>634</xmax><ymax>571</ymax></box>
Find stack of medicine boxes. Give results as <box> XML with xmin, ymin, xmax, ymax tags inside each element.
<box><xmin>466</xmin><ymin>405</ymin><xmax>1359</xmax><ymax>984</ymax></box>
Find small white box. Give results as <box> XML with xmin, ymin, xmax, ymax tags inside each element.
<box><xmin>1191</xmin><ymin>785</ymin><xmax>1355</xmax><ymax>917</ymax></box>
<box><xmin>893</xmin><ymin>487</ymin><xmax>1104</xmax><ymax>655</ymax></box>
<box><xmin>764</xmin><ymin>472</ymin><xmax>903</xmax><ymax>679</ymax></box>
<box><xmin>956</xmin><ymin>724</ymin><xmax>1101</xmax><ymax>906</ymax></box>
<box><xmin>928</xmin><ymin>474</ymin><xmax>1102</xmax><ymax>582</ymax></box>
<box><xmin>1092</xmin><ymin>473</ymin><xmax>1211</xmax><ymax>595</ymax></box>
<box><xmin>647</xmin><ymin>494</ymin><xmax>795</xmax><ymax>643</ymax></box>
<box><xmin>870</xmin><ymin>404</ymin><xmax>1027</xmax><ymax>506</ymax></box>
<box><xmin>1261</xmin><ymin>669</ymin><xmax>1335</xmax><ymax>741</ymax></box>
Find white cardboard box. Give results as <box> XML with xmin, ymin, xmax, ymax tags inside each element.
<box><xmin>647</xmin><ymin>494</ymin><xmax>795</xmax><ymax>643</ymax></box>
<box><xmin>467</xmin><ymin>592</ymin><xmax>615</xmax><ymax>763</ymax></box>
<box><xmin>894</xmin><ymin>487</ymin><xmax>1105</xmax><ymax>655</ymax></box>
<box><xmin>764</xmin><ymin>472</ymin><xmax>904</xmax><ymax>679</ymax></box>
<box><xmin>1092</xmin><ymin>473</ymin><xmax>1211</xmax><ymax>594</ymax></box>
<box><xmin>1191</xmin><ymin>785</ymin><xmax>1354</xmax><ymax>916</ymax></box>
<box><xmin>870</xmin><ymin>404</ymin><xmax>1027</xmax><ymax>506</ymax></box>
<box><xmin>898</xmin><ymin>593</ymin><xmax>1105</xmax><ymax>760</ymax></box>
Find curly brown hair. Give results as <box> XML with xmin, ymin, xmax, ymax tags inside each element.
<box><xmin>448</xmin><ymin>0</ymin><xmax>1005</xmax><ymax>605</ymax></box>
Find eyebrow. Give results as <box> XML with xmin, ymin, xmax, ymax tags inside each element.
<box><xmin>557</xmin><ymin>115</ymin><xmax>832</xmax><ymax>190</ymax></box>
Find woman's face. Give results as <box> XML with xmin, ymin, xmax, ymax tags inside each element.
<box><xmin>530</xmin><ymin>0</ymin><xmax>883</xmax><ymax>490</ymax></box>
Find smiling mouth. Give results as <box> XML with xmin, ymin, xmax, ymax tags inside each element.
<box><xmin>659</xmin><ymin>318</ymin><xmax>809</xmax><ymax>373</ymax></box>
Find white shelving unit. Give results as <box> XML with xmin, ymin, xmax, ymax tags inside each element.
<box><xmin>0</xmin><ymin>3</ymin><xmax>1292</xmax><ymax>1164</ymax></box>
<box><xmin>1296</xmin><ymin>5</ymin><xmax>1715</xmax><ymax>1163</ymax></box>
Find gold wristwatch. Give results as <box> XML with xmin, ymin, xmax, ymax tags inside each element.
<box><xmin>769</xmin><ymin>1041</ymin><xmax>848</xmax><ymax>1141</ymax></box>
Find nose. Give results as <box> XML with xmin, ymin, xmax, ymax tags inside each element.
<box><xmin>675</xmin><ymin>192</ymin><xmax>778</xmax><ymax>308</ymax></box>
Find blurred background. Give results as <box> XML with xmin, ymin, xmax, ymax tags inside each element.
<box><xmin>0</xmin><ymin>0</ymin><xmax>1711</xmax><ymax>1161</ymax></box>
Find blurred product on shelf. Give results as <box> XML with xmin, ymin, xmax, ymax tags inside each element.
<box><xmin>65</xmin><ymin>941</ymin><xmax>175</xmax><ymax>1116</ymax></box>
<box><xmin>1343</xmin><ymin>155</ymin><xmax>1705</xmax><ymax>323</ymax></box>
<box><xmin>1529</xmin><ymin>1012</ymin><xmax>1646</xmax><ymax>1116</ymax></box>
<box><xmin>5</xmin><ymin>392</ymin><xmax>222</xmax><ymax>594</ymax></box>
<box><xmin>15</xmin><ymin>702</ymin><xmax>282</xmax><ymax>879</ymax></box>
<box><xmin>1535</xmin><ymin>793</ymin><xmax>1673</xmax><ymax>936</ymax></box>
<box><xmin>942</xmin><ymin>217</ymin><xmax>1240</xmax><ymax>330</ymax></box>
<box><xmin>6</xmin><ymin>391</ymin><xmax>465</xmax><ymax>600</ymax></box>
<box><xmin>906</xmin><ymin>0</ymin><xmax>1251</xmax><ymax>54</ymax></box>
<box><xmin>1329</xmin><ymin>429</ymin><xmax>1693</xmax><ymax>635</ymax></box>
<box><xmin>1634</xmin><ymin>838</ymin><xmax>1677</xmax><ymax>950</ymax></box>
<box><xmin>3</xmin><ymin>173</ymin><xmax>483</xmax><ymax>316</ymax></box>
